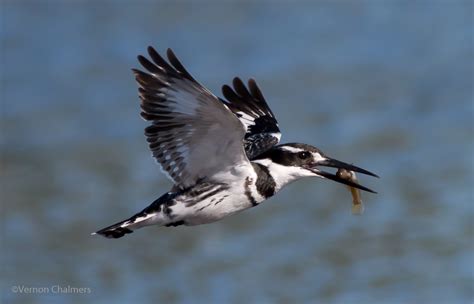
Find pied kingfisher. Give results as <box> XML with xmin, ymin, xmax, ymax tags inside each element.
<box><xmin>94</xmin><ymin>46</ymin><xmax>378</xmax><ymax>238</ymax></box>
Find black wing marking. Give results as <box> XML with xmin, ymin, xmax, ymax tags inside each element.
<box><xmin>133</xmin><ymin>47</ymin><xmax>248</xmax><ymax>188</ymax></box>
<box><xmin>221</xmin><ymin>77</ymin><xmax>281</xmax><ymax>159</ymax></box>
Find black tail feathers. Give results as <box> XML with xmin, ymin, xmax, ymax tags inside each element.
<box><xmin>93</xmin><ymin>220</ymin><xmax>134</xmax><ymax>239</ymax></box>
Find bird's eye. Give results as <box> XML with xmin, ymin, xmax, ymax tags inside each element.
<box><xmin>298</xmin><ymin>152</ymin><xmax>310</xmax><ymax>159</ymax></box>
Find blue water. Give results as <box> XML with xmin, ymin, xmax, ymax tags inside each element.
<box><xmin>2</xmin><ymin>2</ymin><xmax>473</xmax><ymax>303</ymax></box>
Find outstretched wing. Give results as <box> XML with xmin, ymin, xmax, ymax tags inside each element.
<box><xmin>221</xmin><ymin>78</ymin><xmax>281</xmax><ymax>159</ymax></box>
<box><xmin>133</xmin><ymin>47</ymin><xmax>249</xmax><ymax>189</ymax></box>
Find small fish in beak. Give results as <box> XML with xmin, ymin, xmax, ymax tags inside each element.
<box><xmin>336</xmin><ymin>168</ymin><xmax>364</xmax><ymax>215</ymax></box>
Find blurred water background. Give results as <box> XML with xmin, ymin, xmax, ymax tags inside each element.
<box><xmin>1</xmin><ymin>1</ymin><xmax>473</xmax><ymax>303</ymax></box>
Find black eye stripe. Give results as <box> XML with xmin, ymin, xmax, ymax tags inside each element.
<box><xmin>253</xmin><ymin>145</ymin><xmax>320</xmax><ymax>166</ymax></box>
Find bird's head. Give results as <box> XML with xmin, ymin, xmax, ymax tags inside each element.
<box><xmin>253</xmin><ymin>143</ymin><xmax>378</xmax><ymax>193</ymax></box>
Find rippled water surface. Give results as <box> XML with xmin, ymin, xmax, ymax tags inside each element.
<box><xmin>2</xmin><ymin>2</ymin><xmax>473</xmax><ymax>303</ymax></box>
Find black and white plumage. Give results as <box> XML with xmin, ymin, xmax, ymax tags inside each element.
<box><xmin>133</xmin><ymin>48</ymin><xmax>248</xmax><ymax>188</ymax></box>
<box><xmin>222</xmin><ymin>77</ymin><xmax>281</xmax><ymax>159</ymax></box>
<box><xmin>94</xmin><ymin>47</ymin><xmax>378</xmax><ymax>239</ymax></box>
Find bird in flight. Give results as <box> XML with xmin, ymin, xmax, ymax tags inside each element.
<box><xmin>94</xmin><ymin>46</ymin><xmax>378</xmax><ymax>238</ymax></box>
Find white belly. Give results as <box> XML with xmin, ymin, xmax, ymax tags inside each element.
<box><xmin>171</xmin><ymin>174</ymin><xmax>266</xmax><ymax>225</ymax></box>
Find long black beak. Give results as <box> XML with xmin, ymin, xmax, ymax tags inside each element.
<box><xmin>310</xmin><ymin>158</ymin><xmax>379</xmax><ymax>193</ymax></box>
